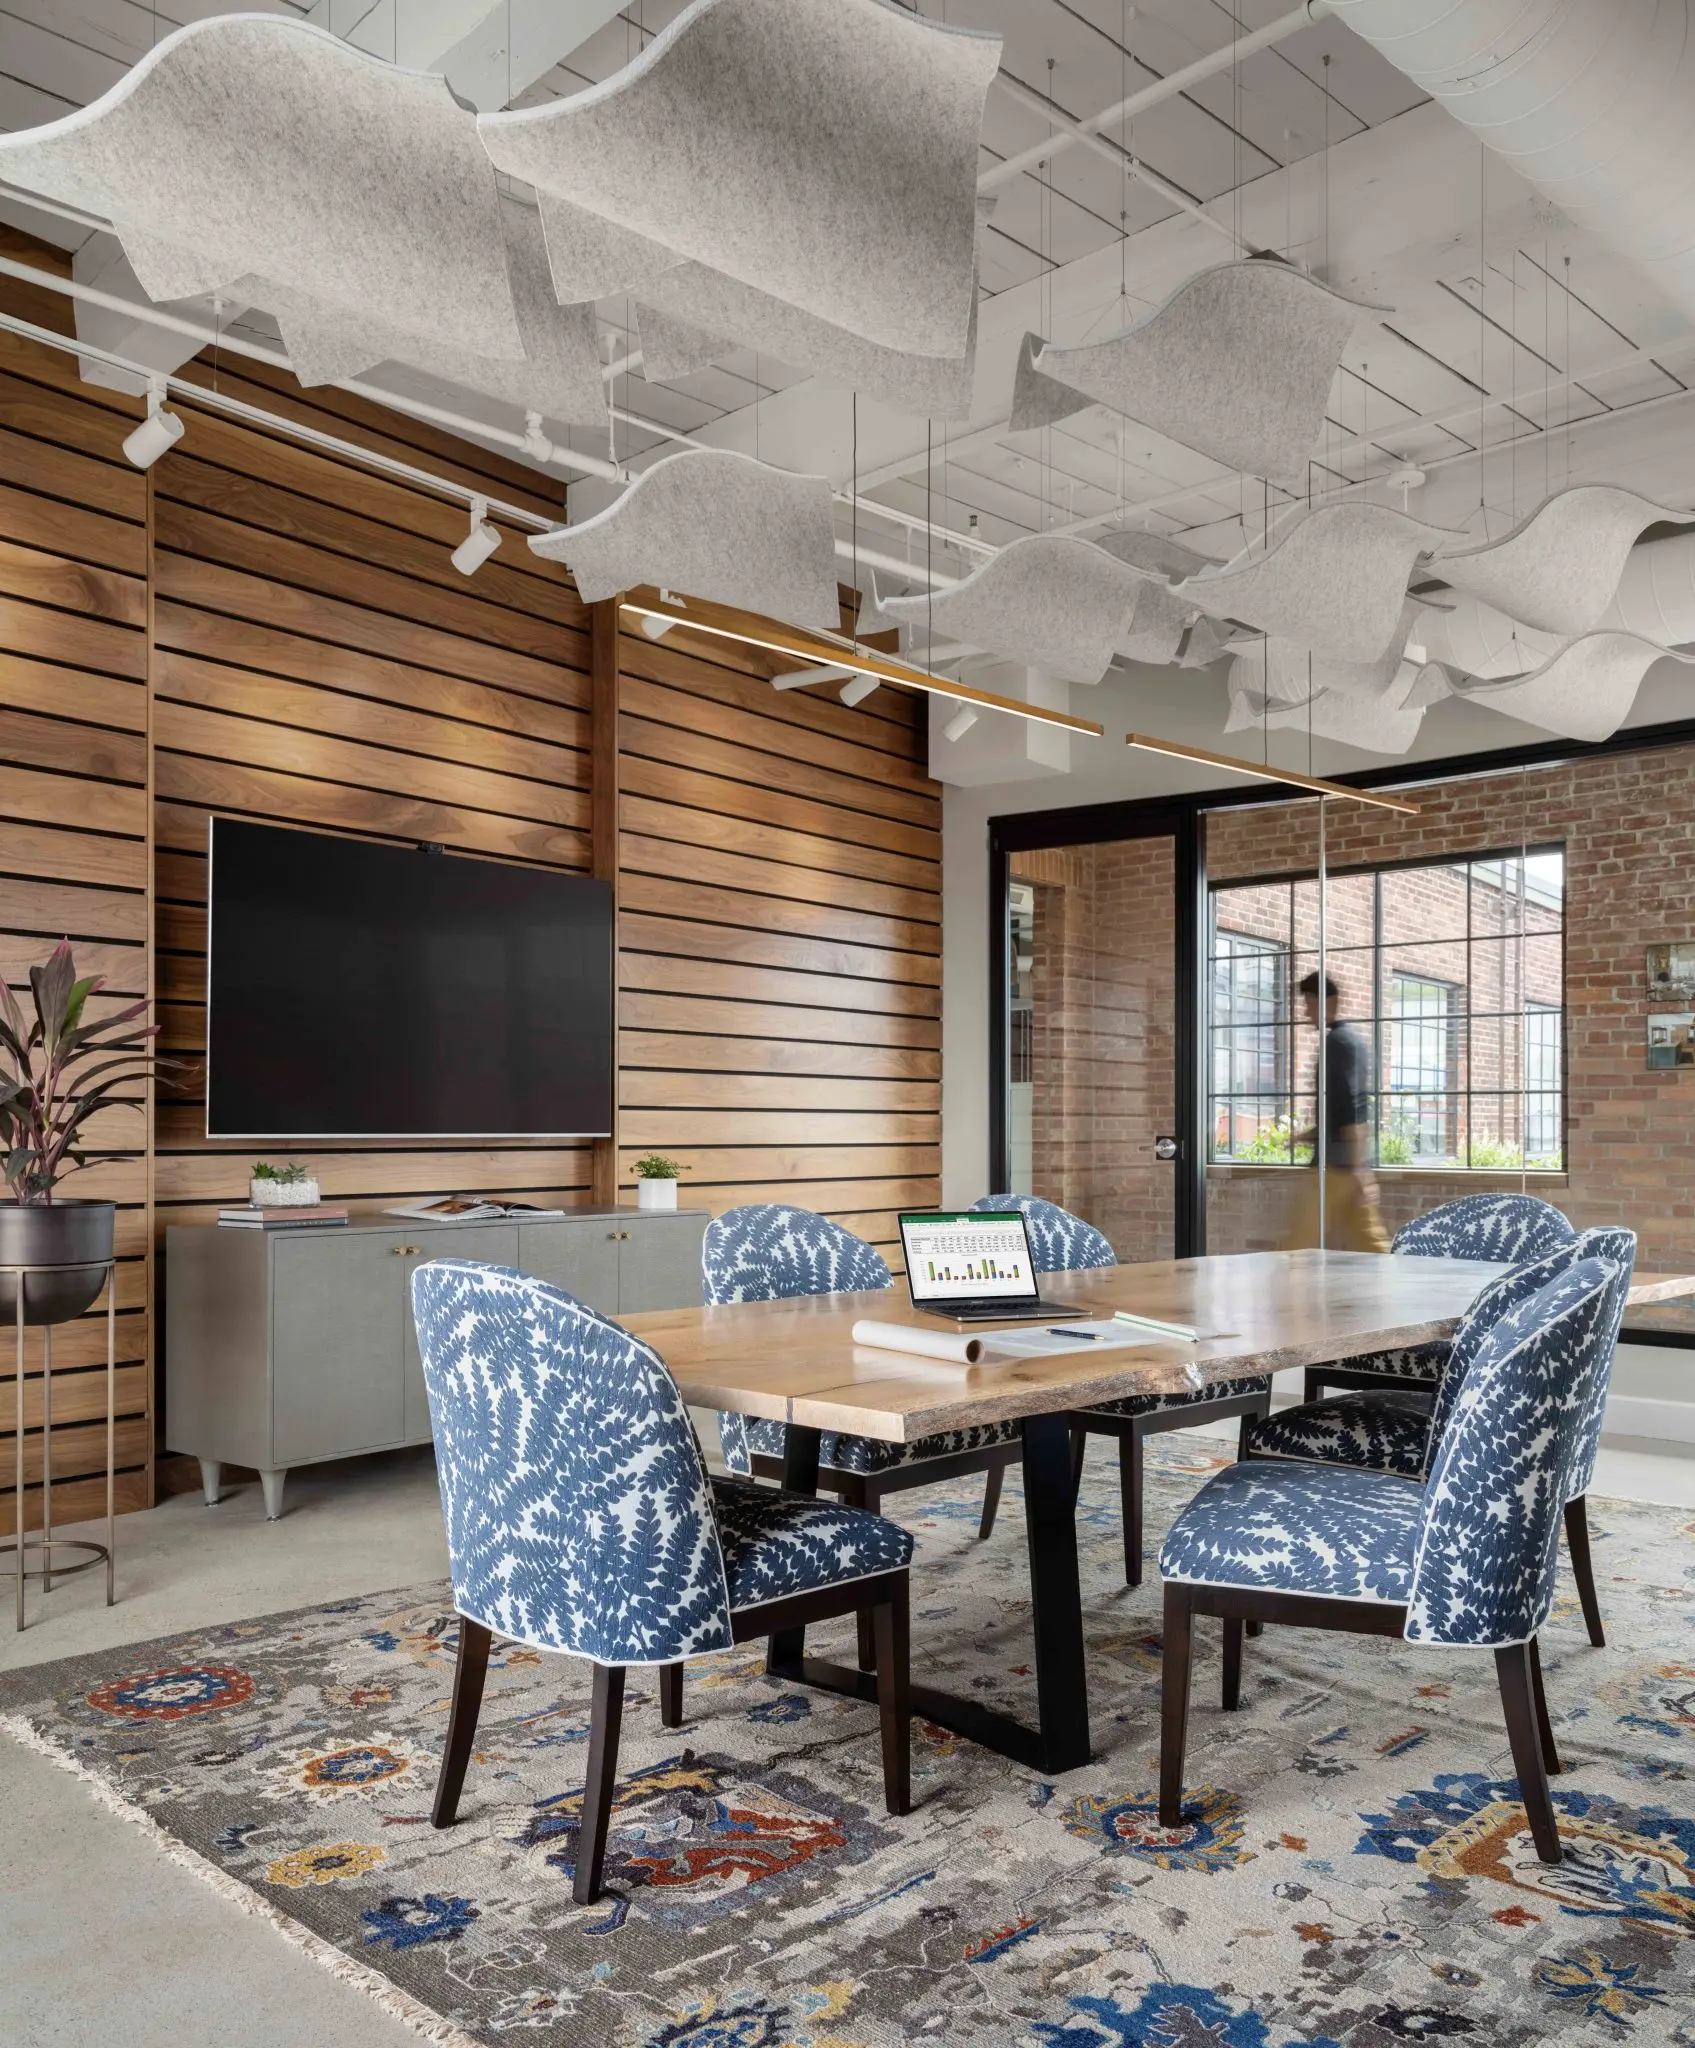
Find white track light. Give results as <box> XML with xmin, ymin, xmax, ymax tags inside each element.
<box><xmin>943</xmin><ymin>705</ymin><xmax>979</xmax><ymax>742</ymax></box>
<box><xmin>772</xmin><ymin>663</ymin><xmax>850</xmax><ymax>689</ymax></box>
<box><xmin>450</xmin><ymin>497</ymin><xmax>501</xmax><ymax>576</ymax></box>
<box><xmin>640</xmin><ymin>589</ymin><xmax>686</xmax><ymax>639</ymax></box>
<box><xmin>122</xmin><ymin>379</ymin><xmax>183</xmax><ymax>470</ymax></box>
<box><xmin>840</xmin><ymin>675</ymin><xmax>880</xmax><ymax>706</ymax></box>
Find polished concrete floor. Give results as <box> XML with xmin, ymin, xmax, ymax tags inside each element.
<box><xmin>3</xmin><ymin>1428</ymin><xmax>1693</xmax><ymax>2047</ymax></box>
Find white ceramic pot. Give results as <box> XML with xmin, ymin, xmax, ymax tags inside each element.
<box><xmin>636</xmin><ymin>1178</ymin><xmax>678</xmax><ymax>1211</ymax></box>
<box><xmin>251</xmin><ymin>1177</ymin><xmax>320</xmax><ymax>1208</ymax></box>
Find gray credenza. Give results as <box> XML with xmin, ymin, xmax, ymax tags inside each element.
<box><xmin>165</xmin><ymin>1208</ymin><xmax>709</xmax><ymax>1518</ymax></box>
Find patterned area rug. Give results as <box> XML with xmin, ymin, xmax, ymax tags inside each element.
<box><xmin>4</xmin><ymin>1438</ymin><xmax>1694</xmax><ymax>2047</ymax></box>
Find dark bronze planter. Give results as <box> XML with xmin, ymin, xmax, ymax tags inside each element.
<box><xmin>0</xmin><ymin>1200</ymin><xmax>116</xmax><ymax>1326</ymax></box>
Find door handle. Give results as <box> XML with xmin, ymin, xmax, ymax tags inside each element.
<box><xmin>1153</xmin><ymin>1136</ymin><xmax>1180</xmax><ymax>1162</ymax></box>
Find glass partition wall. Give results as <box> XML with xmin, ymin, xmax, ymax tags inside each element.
<box><xmin>995</xmin><ymin>761</ymin><xmax>1568</xmax><ymax>1258</ymax></box>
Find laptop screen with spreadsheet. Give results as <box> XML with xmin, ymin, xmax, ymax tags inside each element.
<box><xmin>900</xmin><ymin>1211</ymin><xmax>1038</xmax><ymax>1305</ymax></box>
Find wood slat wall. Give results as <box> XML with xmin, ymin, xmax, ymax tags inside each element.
<box><xmin>617</xmin><ymin>625</ymin><xmax>941</xmax><ymax>1256</ymax></box>
<box><xmin>0</xmin><ymin>229</ymin><xmax>941</xmax><ymax>1520</ymax></box>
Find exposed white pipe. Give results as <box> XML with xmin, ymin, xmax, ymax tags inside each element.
<box><xmin>978</xmin><ymin>3</ymin><xmax>1331</xmax><ymax>196</ymax></box>
<box><xmin>1328</xmin><ymin>0</ymin><xmax>1695</xmax><ymax>323</ymax></box>
<box><xmin>990</xmin><ymin>71</ymin><xmax>1246</xmax><ymax>250</ymax></box>
<box><xmin>0</xmin><ymin>252</ymin><xmax>626</xmax><ymax>483</ymax></box>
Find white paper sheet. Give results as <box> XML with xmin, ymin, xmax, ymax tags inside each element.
<box><xmin>982</xmin><ymin>1322</ymin><xmax>1165</xmax><ymax>1359</ymax></box>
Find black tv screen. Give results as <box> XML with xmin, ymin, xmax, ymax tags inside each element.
<box><xmin>205</xmin><ymin>820</ymin><xmax>613</xmax><ymax>1138</ymax></box>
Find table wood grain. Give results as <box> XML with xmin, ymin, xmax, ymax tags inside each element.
<box><xmin>627</xmin><ymin>1250</ymin><xmax>1695</xmax><ymax>1442</ymax></box>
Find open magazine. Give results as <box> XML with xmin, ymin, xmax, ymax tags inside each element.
<box><xmin>381</xmin><ymin>1197</ymin><xmax>569</xmax><ymax>1222</ymax></box>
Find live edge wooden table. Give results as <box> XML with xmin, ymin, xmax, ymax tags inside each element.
<box><xmin>625</xmin><ymin>1249</ymin><xmax>1695</xmax><ymax>1778</ymax></box>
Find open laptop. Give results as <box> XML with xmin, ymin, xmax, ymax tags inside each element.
<box><xmin>898</xmin><ymin>1210</ymin><xmax>1088</xmax><ymax>1324</ymax></box>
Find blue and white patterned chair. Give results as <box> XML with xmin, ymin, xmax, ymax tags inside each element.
<box><xmin>1158</xmin><ymin>1255</ymin><xmax>1625</xmax><ymax>1865</ymax></box>
<box><xmin>1303</xmin><ymin>1192</ymin><xmax>1576</xmax><ymax>1403</ymax></box>
<box><xmin>1250</xmin><ymin>1226</ymin><xmax>1632</xmax><ymax>1648</ymax></box>
<box><xmin>710</xmin><ymin>1204</ymin><xmax>1023</xmax><ymax>1544</ymax></box>
<box><xmin>971</xmin><ymin>1195</ymin><xmax>1273</xmax><ymax>1590</ymax></box>
<box><xmin>411</xmin><ymin>1259</ymin><xmax>914</xmax><ymax>1904</ymax></box>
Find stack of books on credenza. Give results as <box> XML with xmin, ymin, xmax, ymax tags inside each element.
<box><xmin>217</xmin><ymin>1206</ymin><xmax>350</xmax><ymax>1229</ymax></box>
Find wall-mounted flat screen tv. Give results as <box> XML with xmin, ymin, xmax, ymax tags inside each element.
<box><xmin>205</xmin><ymin>819</ymin><xmax>613</xmax><ymax>1139</ymax></box>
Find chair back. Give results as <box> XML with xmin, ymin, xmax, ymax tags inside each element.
<box><xmin>1393</xmin><ymin>1192</ymin><xmax>1575</xmax><ymax>1263</ymax></box>
<box><xmin>1565</xmin><ymin>1226</ymin><xmax>1635</xmax><ymax>1500</ymax></box>
<box><xmin>411</xmin><ymin>1259</ymin><xmax>732</xmax><ymax>1664</ymax></box>
<box><xmin>1424</xmin><ymin>1227</ymin><xmax>1635</xmax><ymax>1481</ymax></box>
<box><xmin>1406</xmin><ymin>1256</ymin><xmax>1621</xmax><ymax>1647</ymax></box>
<box><xmin>969</xmin><ymin>1193</ymin><xmax>1116</xmax><ymax>1272</ymax></box>
<box><xmin>702</xmin><ymin>1204</ymin><xmax>890</xmax><ymax>1304</ymax></box>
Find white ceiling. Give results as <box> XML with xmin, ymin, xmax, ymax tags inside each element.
<box><xmin>5</xmin><ymin>0</ymin><xmax>1695</xmax><ymax>765</ymax></box>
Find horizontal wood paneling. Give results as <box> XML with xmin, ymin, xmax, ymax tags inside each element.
<box><xmin>0</xmin><ymin>243</ymin><xmax>152</xmax><ymax>1519</ymax></box>
<box><xmin>2</xmin><ymin>225</ymin><xmax>943</xmax><ymax>1515</ymax></box>
<box><xmin>617</xmin><ymin>623</ymin><xmax>941</xmax><ymax>1221</ymax></box>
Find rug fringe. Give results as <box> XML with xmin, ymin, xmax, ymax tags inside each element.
<box><xmin>1</xmin><ymin>1713</ymin><xmax>485</xmax><ymax>2048</ymax></box>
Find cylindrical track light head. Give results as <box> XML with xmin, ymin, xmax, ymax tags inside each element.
<box><xmin>122</xmin><ymin>384</ymin><xmax>184</xmax><ymax>470</ymax></box>
<box><xmin>451</xmin><ymin>498</ymin><xmax>501</xmax><ymax>576</ymax></box>
<box><xmin>943</xmin><ymin>705</ymin><xmax>979</xmax><ymax>742</ymax></box>
<box><xmin>839</xmin><ymin>674</ymin><xmax>880</xmax><ymax>706</ymax></box>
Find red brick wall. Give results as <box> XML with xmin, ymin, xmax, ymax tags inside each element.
<box><xmin>1204</xmin><ymin>750</ymin><xmax>1695</xmax><ymax>1300</ymax></box>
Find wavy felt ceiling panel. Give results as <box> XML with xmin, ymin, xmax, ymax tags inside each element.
<box><xmin>634</xmin><ymin>300</ymin><xmax>730</xmax><ymax>383</ymax></box>
<box><xmin>640</xmin><ymin>263</ymin><xmax>978</xmax><ymax>419</ymax></box>
<box><xmin>1007</xmin><ymin>261</ymin><xmax>1383</xmax><ymax>489</ymax></box>
<box><xmin>261</xmin><ymin>199</ymin><xmax>606</xmax><ymax>424</ymax></box>
<box><xmin>1234</xmin><ymin>599</ymin><xmax>1432</xmax><ymax>705</ymax></box>
<box><xmin>876</xmin><ymin>536</ymin><xmax>1142</xmax><ymax>683</ymax></box>
<box><xmin>481</xmin><ymin>0</ymin><xmax>999</xmax><ymax>358</ymax></box>
<box><xmin>1455</xmin><ymin>632</ymin><xmax>1695</xmax><ymax>741</ymax></box>
<box><xmin>0</xmin><ymin>16</ymin><xmax>523</xmax><ymax>363</ymax></box>
<box><xmin>1093</xmin><ymin>529</ymin><xmax>1215</xmax><ymax>581</ymax></box>
<box><xmin>1176</xmin><ymin>504</ymin><xmax>1460</xmax><ymax>666</ymax></box>
<box><xmin>1224</xmin><ymin>670</ymin><xmax>1431</xmax><ymax>756</ymax></box>
<box><xmin>1431</xmin><ymin>485</ymin><xmax>1688</xmax><ymax>636</ymax></box>
<box><xmin>528</xmin><ymin>449</ymin><xmax>841</xmax><ymax>628</ymax></box>
<box><xmin>1117</xmin><ymin>580</ymin><xmax>1194</xmax><ymax>666</ymax></box>
<box><xmin>1177</xmin><ymin>615</ymin><xmax>1254</xmax><ymax>669</ymax></box>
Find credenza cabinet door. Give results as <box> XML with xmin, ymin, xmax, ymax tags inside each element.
<box><xmin>272</xmin><ymin>1234</ymin><xmax>407</xmax><ymax>1465</ymax></box>
<box><xmin>617</xmin><ymin>1214</ymin><xmax>708</xmax><ymax>1313</ymax></box>
<box><xmin>513</xmin><ymin>1220</ymin><xmax>622</xmax><ymax>1318</ymax></box>
<box><xmin>401</xmin><ymin>1226</ymin><xmax>520</xmax><ymax>1444</ymax></box>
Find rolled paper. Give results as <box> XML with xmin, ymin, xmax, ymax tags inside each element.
<box><xmin>850</xmin><ymin>1319</ymin><xmax>984</xmax><ymax>1366</ymax></box>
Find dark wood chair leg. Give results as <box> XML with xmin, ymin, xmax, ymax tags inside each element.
<box><xmin>1564</xmin><ymin>1494</ymin><xmax>1606</xmax><ymax>1648</ymax></box>
<box><xmin>1237</xmin><ymin>1410</ymin><xmax>1256</xmax><ymax>1460</ymax></box>
<box><xmin>871</xmin><ymin>1576</ymin><xmax>912</xmax><ymax>1816</ymax></box>
<box><xmin>1302</xmin><ymin>1367</ymin><xmax>1325</xmax><ymax>1404</ymax></box>
<box><xmin>658</xmin><ymin>1661</ymin><xmax>683</xmax><ymax>1729</ymax></box>
<box><xmin>977</xmin><ymin>1462</ymin><xmax>1005</xmax><ymax>1540</ymax></box>
<box><xmin>432</xmin><ymin>1616</ymin><xmax>491</xmax><ymax>1829</ymax></box>
<box><xmin>1221</xmin><ymin>1614</ymin><xmax>1243</xmax><ymax>1711</ymax></box>
<box><xmin>1245</xmin><ymin>1618</ymin><xmax>1264</xmax><ymax>1639</ymax></box>
<box><xmin>1495</xmin><ymin>1643</ymin><xmax>1562</xmax><ymax>1865</ymax></box>
<box><xmin>1120</xmin><ymin>1427</ymin><xmax>1145</xmax><ymax>1587</ymax></box>
<box><xmin>574</xmin><ymin>1663</ymin><xmax>627</xmax><ymax>1905</ymax></box>
<box><xmin>1069</xmin><ymin>1426</ymin><xmax>1088</xmax><ymax>1502</ymax></box>
<box><xmin>1158</xmin><ymin>1583</ymin><xmax>1194</xmax><ymax>1827</ymax></box>
<box><xmin>856</xmin><ymin>1607</ymin><xmax>878</xmax><ymax>1673</ymax></box>
<box><xmin>1528</xmin><ymin>1634</ymin><xmax>1561</xmax><ymax>1776</ymax></box>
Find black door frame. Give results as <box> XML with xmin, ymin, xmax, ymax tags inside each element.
<box><xmin>986</xmin><ymin>715</ymin><xmax>1695</xmax><ymax>1263</ymax></box>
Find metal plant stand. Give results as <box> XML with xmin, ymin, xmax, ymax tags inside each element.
<box><xmin>4</xmin><ymin>1257</ymin><xmax>118</xmax><ymax>1630</ymax></box>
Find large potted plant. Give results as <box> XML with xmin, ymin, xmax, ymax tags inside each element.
<box><xmin>0</xmin><ymin>943</ymin><xmax>155</xmax><ymax>1325</ymax></box>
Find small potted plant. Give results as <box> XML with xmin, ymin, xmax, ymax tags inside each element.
<box><xmin>250</xmin><ymin>1160</ymin><xmax>320</xmax><ymax>1208</ymax></box>
<box><xmin>633</xmin><ymin>1153</ymin><xmax>681</xmax><ymax>1212</ymax></box>
<box><xmin>0</xmin><ymin>942</ymin><xmax>155</xmax><ymax>1325</ymax></box>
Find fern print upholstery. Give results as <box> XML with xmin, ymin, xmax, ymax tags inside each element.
<box><xmin>706</xmin><ymin>1205</ymin><xmax>1021</xmax><ymax>1479</ymax></box>
<box><xmin>1394</xmin><ymin>1193</ymin><xmax>1576</xmax><ymax>1262</ymax></box>
<box><xmin>1162</xmin><ymin>1258</ymin><xmax>1621</xmax><ymax>1645</ymax></box>
<box><xmin>1407</xmin><ymin>1256</ymin><xmax>1622</xmax><ymax>1645</ymax></box>
<box><xmin>968</xmin><ymin>1193</ymin><xmax>1116</xmax><ymax>1271</ymax></box>
<box><xmin>411</xmin><ymin>1260</ymin><xmax>913</xmax><ymax>1665</ymax></box>
<box><xmin>1306</xmin><ymin>1194</ymin><xmax>1577</xmax><ymax>1394</ymax></box>
<box><xmin>1255</xmin><ymin>1229</ymin><xmax>1635</xmax><ymax>1487</ymax></box>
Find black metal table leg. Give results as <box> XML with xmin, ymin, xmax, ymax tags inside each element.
<box><xmin>1020</xmin><ymin>1410</ymin><xmax>1093</xmax><ymax>1771</ymax></box>
<box><xmin>764</xmin><ymin>1410</ymin><xmax>1094</xmax><ymax>1774</ymax></box>
<box><xmin>765</xmin><ymin>1423</ymin><xmax>821</xmax><ymax>1672</ymax></box>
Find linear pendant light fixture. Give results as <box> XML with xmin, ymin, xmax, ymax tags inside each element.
<box><xmin>1124</xmin><ymin>733</ymin><xmax>1420</xmax><ymax>813</ymax></box>
<box><xmin>622</xmin><ymin>586</ymin><xmax>1104</xmax><ymax>737</ymax></box>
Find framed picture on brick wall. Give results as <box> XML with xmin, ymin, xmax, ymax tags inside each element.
<box><xmin>1647</xmin><ymin>1012</ymin><xmax>1695</xmax><ymax>1070</ymax></box>
<box><xmin>1646</xmin><ymin>943</ymin><xmax>1695</xmax><ymax>997</ymax></box>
